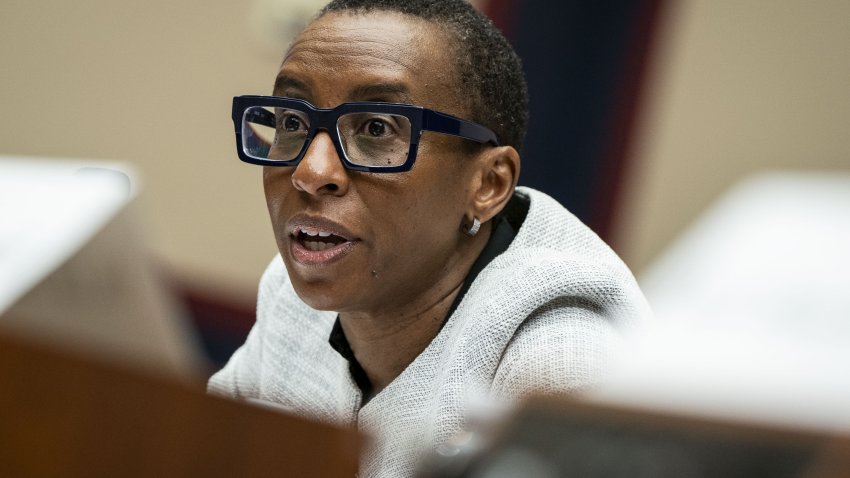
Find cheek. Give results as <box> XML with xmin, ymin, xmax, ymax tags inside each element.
<box><xmin>263</xmin><ymin>168</ymin><xmax>293</xmax><ymax>217</ymax></box>
<box><xmin>364</xmin><ymin>170</ymin><xmax>466</xmax><ymax>270</ymax></box>
<box><xmin>262</xmin><ymin>168</ymin><xmax>301</xmax><ymax>255</ymax></box>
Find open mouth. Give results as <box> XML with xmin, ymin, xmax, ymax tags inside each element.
<box><xmin>286</xmin><ymin>218</ymin><xmax>359</xmax><ymax>266</ymax></box>
<box><xmin>293</xmin><ymin>227</ymin><xmax>349</xmax><ymax>251</ymax></box>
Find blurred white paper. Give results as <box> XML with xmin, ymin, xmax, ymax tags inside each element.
<box><xmin>592</xmin><ymin>171</ymin><xmax>850</xmax><ymax>435</ymax></box>
<box><xmin>0</xmin><ymin>156</ymin><xmax>205</xmax><ymax>381</ymax></box>
<box><xmin>0</xmin><ymin>158</ymin><xmax>130</xmax><ymax>311</ymax></box>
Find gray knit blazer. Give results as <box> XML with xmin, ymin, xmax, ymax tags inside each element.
<box><xmin>208</xmin><ymin>186</ymin><xmax>650</xmax><ymax>477</ymax></box>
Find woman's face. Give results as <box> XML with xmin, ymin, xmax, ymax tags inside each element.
<box><xmin>264</xmin><ymin>11</ymin><xmax>478</xmax><ymax>315</ymax></box>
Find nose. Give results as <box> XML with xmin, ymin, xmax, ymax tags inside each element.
<box><xmin>290</xmin><ymin>130</ymin><xmax>349</xmax><ymax>196</ymax></box>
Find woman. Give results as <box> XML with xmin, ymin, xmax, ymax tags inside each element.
<box><xmin>209</xmin><ymin>0</ymin><xmax>649</xmax><ymax>475</ymax></box>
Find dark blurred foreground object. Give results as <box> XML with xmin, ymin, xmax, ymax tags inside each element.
<box><xmin>0</xmin><ymin>157</ymin><xmax>359</xmax><ymax>475</ymax></box>
<box><xmin>419</xmin><ymin>397</ymin><xmax>850</xmax><ymax>478</ymax></box>
<box><xmin>0</xmin><ymin>330</ymin><xmax>360</xmax><ymax>478</ymax></box>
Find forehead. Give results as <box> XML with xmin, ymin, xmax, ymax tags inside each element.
<box><xmin>276</xmin><ymin>11</ymin><xmax>461</xmax><ymax>111</ymax></box>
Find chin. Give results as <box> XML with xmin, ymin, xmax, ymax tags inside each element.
<box><xmin>295</xmin><ymin>288</ymin><xmax>342</xmax><ymax>312</ymax></box>
<box><xmin>285</xmin><ymin>267</ymin><xmax>350</xmax><ymax>312</ymax></box>
<box><xmin>279</xmin><ymin>243</ymin><xmax>368</xmax><ymax>313</ymax></box>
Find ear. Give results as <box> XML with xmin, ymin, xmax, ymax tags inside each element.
<box><xmin>467</xmin><ymin>146</ymin><xmax>521</xmax><ymax>223</ymax></box>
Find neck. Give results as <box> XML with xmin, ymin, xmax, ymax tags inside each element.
<box><xmin>339</xmin><ymin>223</ymin><xmax>491</xmax><ymax>394</ymax></box>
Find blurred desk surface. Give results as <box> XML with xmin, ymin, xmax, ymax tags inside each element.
<box><xmin>0</xmin><ymin>331</ymin><xmax>360</xmax><ymax>478</ymax></box>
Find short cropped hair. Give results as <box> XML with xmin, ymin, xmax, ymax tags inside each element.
<box><xmin>319</xmin><ymin>0</ymin><xmax>529</xmax><ymax>152</ymax></box>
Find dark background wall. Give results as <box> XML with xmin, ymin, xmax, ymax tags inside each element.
<box><xmin>486</xmin><ymin>0</ymin><xmax>666</xmax><ymax>239</ymax></box>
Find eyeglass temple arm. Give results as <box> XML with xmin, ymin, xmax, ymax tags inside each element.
<box><xmin>244</xmin><ymin>108</ymin><xmax>277</xmax><ymax>128</ymax></box>
<box><xmin>422</xmin><ymin>110</ymin><xmax>500</xmax><ymax>146</ymax></box>
<box><xmin>237</xmin><ymin>107</ymin><xmax>276</xmax><ymax>154</ymax></box>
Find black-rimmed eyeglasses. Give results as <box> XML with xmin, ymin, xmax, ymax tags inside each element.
<box><xmin>232</xmin><ymin>96</ymin><xmax>500</xmax><ymax>173</ymax></box>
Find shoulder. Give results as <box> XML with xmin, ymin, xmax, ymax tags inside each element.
<box><xmin>257</xmin><ymin>253</ymin><xmax>292</xmax><ymax>311</ymax></box>
<box><xmin>475</xmin><ymin>187</ymin><xmax>650</xmax><ymax>330</ymax></box>
<box><xmin>459</xmin><ymin>188</ymin><xmax>649</xmax><ymax>398</ymax></box>
<box><xmin>208</xmin><ymin>255</ymin><xmax>341</xmax><ymax>400</ymax></box>
<box><xmin>510</xmin><ymin>187</ymin><xmax>636</xmax><ymax>276</ymax></box>
<box><xmin>490</xmin><ymin>301</ymin><xmax>620</xmax><ymax>400</ymax></box>
<box><xmin>207</xmin><ymin>255</ymin><xmax>295</xmax><ymax>398</ymax></box>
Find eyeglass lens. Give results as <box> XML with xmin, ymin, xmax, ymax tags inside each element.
<box><xmin>242</xmin><ymin>106</ymin><xmax>412</xmax><ymax>167</ymax></box>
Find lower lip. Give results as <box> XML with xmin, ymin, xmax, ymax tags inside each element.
<box><xmin>290</xmin><ymin>238</ymin><xmax>357</xmax><ymax>265</ymax></box>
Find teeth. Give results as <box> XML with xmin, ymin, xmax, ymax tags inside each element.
<box><xmin>305</xmin><ymin>241</ymin><xmax>335</xmax><ymax>251</ymax></box>
<box><xmin>299</xmin><ymin>227</ymin><xmax>335</xmax><ymax>238</ymax></box>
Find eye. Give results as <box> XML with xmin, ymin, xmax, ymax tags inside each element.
<box><xmin>367</xmin><ymin>119</ymin><xmax>388</xmax><ymax>137</ymax></box>
<box><xmin>283</xmin><ymin>115</ymin><xmax>303</xmax><ymax>132</ymax></box>
<box><xmin>276</xmin><ymin>109</ymin><xmax>308</xmax><ymax>133</ymax></box>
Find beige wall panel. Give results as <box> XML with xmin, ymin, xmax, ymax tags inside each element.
<box><xmin>614</xmin><ymin>0</ymin><xmax>850</xmax><ymax>274</ymax></box>
<box><xmin>9</xmin><ymin>0</ymin><xmax>848</xmax><ymax>297</ymax></box>
<box><xmin>0</xmin><ymin>1</ymin><xmax>301</xmax><ymax>300</ymax></box>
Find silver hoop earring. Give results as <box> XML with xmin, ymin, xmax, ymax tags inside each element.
<box><xmin>464</xmin><ymin>217</ymin><xmax>481</xmax><ymax>237</ymax></box>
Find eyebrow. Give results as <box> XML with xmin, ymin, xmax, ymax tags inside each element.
<box><xmin>273</xmin><ymin>75</ymin><xmax>309</xmax><ymax>96</ymax></box>
<box><xmin>272</xmin><ymin>76</ymin><xmax>414</xmax><ymax>104</ymax></box>
<box><xmin>349</xmin><ymin>83</ymin><xmax>413</xmax><ymax>104</ymax></box>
